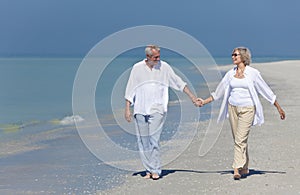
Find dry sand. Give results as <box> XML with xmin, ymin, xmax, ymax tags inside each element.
<box><xmin>101</xmin><ymin>60</ymin><xmax>300</xmax><ymax>195</ymax></box>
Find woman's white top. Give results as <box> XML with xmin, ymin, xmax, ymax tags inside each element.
<box><xmin>228</xmin><ymin>77</ymin><xmax>254</xmax><ymax>107</ymax></box>
<box><xmin>211</xmin><ymin>66</ymin><xmax>276</xmax><ymax>126</ymax></box>
<box><xmin>125</xmin><ymin>60</ymin><xmax>186</xmax><ymax>115</ymax></box>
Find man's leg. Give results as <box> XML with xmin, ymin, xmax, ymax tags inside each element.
<box><xmin>134</xmin><ymin>114</ymin><xmax>152</xmax><ymax>174</ymax></box>
<box><xmin>147</xmin><ymin>112</ymin><xmax>166</xmax><ymax>176</ymax></box>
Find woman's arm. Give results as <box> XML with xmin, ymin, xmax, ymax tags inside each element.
<box><xmin>202</xmin><ymin>95</ymin><xmax>214</xmax><ymax>105</ymax></box>
<box><xmin>274</xmin><ymin>100</ymin><xmax>286</xmax><ymax>120</ymax></box>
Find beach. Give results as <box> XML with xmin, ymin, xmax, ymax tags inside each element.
<box><xmin>102</xmin><ymin>60</ymin><xmax>300</xmax><ymax>195</ymax></box>
<box><xmin>2</xmin><ymin>0</ymin><xmax>300</xmax><ymax>194</ymax></box>
<box><xmin>0</xmin><ymin>60</ymin><xmax>299</xmax><ymax>194</ymax></box>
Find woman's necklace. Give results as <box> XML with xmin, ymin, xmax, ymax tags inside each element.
<box><xmin>236</xmin><ymin>67</ymin><xmax>245</xmax><ymax>78</ymax></box>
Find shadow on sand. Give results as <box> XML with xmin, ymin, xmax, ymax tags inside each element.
<box><xmin>132</xmin><ymin>169</ymin><xmax>286</xmax><ymax>179</ymax></box>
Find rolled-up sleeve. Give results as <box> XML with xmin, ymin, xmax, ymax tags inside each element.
<box><xmin>125</xmin><ymin>68</ymin><xmax>135</xmax><ymax>105</ymax></box>
<box><xmin>254</xmin><ymin>72</ymin><xmax>276</xmax><ymax>104</ymax></box>
<box><xmin>168</xmin><ymin>67</ymin><xmax>187</xmax><ymax>91</ymax></box>
<box><xmin>211</xmin><ymin>71</ymin><xmax>230</xmax><ymax>100</ymax></box>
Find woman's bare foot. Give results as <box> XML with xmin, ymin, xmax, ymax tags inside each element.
<box><xmin>240</xmin><ymin>168</ymin><xmax>249</xmax><ymax>175</ymax></box>
<box><xmin>240</xmin><ymin>168</ymin><xmax>249</xmax><ymax>178</ymax></box>
<box><xmin>233</xmin><ymin>168</ymin><xmax>241</xmax><ymax>180</ymax></box>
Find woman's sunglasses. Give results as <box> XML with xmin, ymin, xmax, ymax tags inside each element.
<box><xmin>231</xmin><ymin>53</ymin><xmax>241</xmax><ymax>57</ymax></box>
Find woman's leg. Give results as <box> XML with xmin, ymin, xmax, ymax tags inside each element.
<box><xmin>235</xmin><ymin>106</ymin><xmax>255</xmax><ymax>170</ymax></box>
<box><xmin>228</xmin><ymin>104</ymin><xmax>240</xmax><ymax>178</ymax></box>
<box><xmin>228</xmin><ymin>105</ymin><xmax>255</xmax><ymax>178</ymax></box>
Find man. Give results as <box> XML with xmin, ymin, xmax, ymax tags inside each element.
<box><xmin>124</xmin><ymin>45</ymin><xmax>200</xmax><ymax>180</ymax></box>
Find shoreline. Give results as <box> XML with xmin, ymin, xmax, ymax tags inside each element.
<box><xmin>102</xmin><ymin>60</ymin><xmax>300</xmax><ymax>194</ymax></box>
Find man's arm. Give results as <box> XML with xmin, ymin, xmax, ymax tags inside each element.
<box><xmin>125</xmin><ymin>100</ymin><xmax>132</xmax><ymax>122</ymax></box>
<box><xmin>183</xmin><ymin>85</ymin><xmax>202</xmax><ymax>106</ymax></box>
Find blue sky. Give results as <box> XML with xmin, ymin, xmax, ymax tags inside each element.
<box><xmin>1</xmin><ymin>0</ymin><xmax>299</xmax><ymax>57</ymax></box>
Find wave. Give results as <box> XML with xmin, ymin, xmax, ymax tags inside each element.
<box><xmin>168</xmin><ymin>99</ymin><xmax>185</xmax><ymax>105</ymax></box>
<box><xmin>57</xmin><ymin>115</ymin><xmax>85</xmax><ymax>125</ymax></box>
<box><xmin>0</xmin><ymin>115</ymin><xmax>85</xmax><ymax>134</ymax></box>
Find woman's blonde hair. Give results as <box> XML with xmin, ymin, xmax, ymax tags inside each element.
<box><xmin>233</xmin><ymin>47</ymin><xmax>252</xmax><ymax>65</ymax></box>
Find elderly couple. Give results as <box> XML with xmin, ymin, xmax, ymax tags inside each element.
<box><xmin>124</xmin><ymin>45</ymin><xmax>285</xmax><ymax>180</ymax></box>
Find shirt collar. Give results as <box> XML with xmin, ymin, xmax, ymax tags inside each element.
<box><xmin>233</xmin><ymin>65</ymin><xmax>248</xmax><ymax>75</ymax></box>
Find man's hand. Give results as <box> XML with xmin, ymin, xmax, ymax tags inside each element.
<box><xmin>125</xmin><ymin>107</ymin><xmax>132</xmax><ymax>122</ymax></box>
<box><xmin>125</xmin><ymin>100</ymin><xmax>133</xmax><ymax>122</ymax></box>
<box><xmin>192</xmin><ymin>97</ymin><xmax>204</xmax><ymax>107</ymax></box>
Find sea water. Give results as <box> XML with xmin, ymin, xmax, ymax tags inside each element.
<box><xmin>0</xmin><ymin>55</ymin><xmax>296</xmax><ymax>126</ymax></box>
<box><xmin>0</xmin><ymin>55</ymin><xmax>211</xmax><ymax>127</ymax></box>
<box><xmin>0</xmin><ymin>57</ymin><xmax>80</xmax><ymax>124</ymax></box>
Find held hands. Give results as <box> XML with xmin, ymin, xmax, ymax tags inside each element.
<box><xmin>192</xmin><ymin>97</ymin><xmax>204</xmax><ymax>107</ymax></box>
<box><xmin>125</xmin><ymin>96</ymin><xmax>206</xmax><ymax>122</ymax></box>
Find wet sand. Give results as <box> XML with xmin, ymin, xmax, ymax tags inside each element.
<box><xmin>0</xmin><ymin>124</ymin><xmax>128</xmax><ymax>194</ymax></box>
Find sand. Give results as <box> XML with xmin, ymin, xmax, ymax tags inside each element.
<box><xmin>101</xmin><ymin>60</ymin><xmax>300</xmax><ymax>195</ymax></box>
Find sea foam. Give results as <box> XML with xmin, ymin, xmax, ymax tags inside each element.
<box><xmin>60</xmin><ymin>115</ymin><xmax>84</xmax><ymax>125</ymax></box>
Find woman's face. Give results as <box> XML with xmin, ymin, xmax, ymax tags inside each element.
<box><xmin>231</xmin><ymin>50</ymin><xmax>243</xmax><ymax>65</ymax></box>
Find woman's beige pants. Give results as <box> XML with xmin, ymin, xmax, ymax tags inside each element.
<box><xmin>228</xmin><ymin>104</ymin><xmax>255</xmax><ymax>169</ymax></box>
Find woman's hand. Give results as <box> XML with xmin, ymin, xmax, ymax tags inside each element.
<box><xmin>278</xmin><ymin>107</ymin><xmax>286</xmax><ymax>120</ymax></box>
<box><xmin>274</xmin><ymin>100</ymin><xmax>286</xmax><ymax>120</ymax></box>
<box><xmin>192</xmin><ymin>97</ymin><xmax>204</xmax><ymax>107</ymax></box>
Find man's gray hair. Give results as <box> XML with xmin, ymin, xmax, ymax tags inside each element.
<box><xmin>145</xmin><ymin>45</ymin><xmax>160</xmax><ymax>56</ymax></box>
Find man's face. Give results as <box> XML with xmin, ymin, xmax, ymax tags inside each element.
<box><xmin>147</xmin><ymin>49</ymin><xmax>160</xmax><ymax>65</ymax></box>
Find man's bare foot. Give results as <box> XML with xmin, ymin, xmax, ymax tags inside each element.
<box><xmin>152</xmin><ymin>173</ymin><xmax>160</xmax><ymax>180</ymax></box>
<box><xmin>143</xmin><ymin>173</ymin><xmax>152</xmax><ymax>179</ymax></box>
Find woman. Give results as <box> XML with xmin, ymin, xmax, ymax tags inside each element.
<box><xmin>200</xmin><ymin>47</ymin><xmax>285</xmax><ymax>180</ymax></box>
